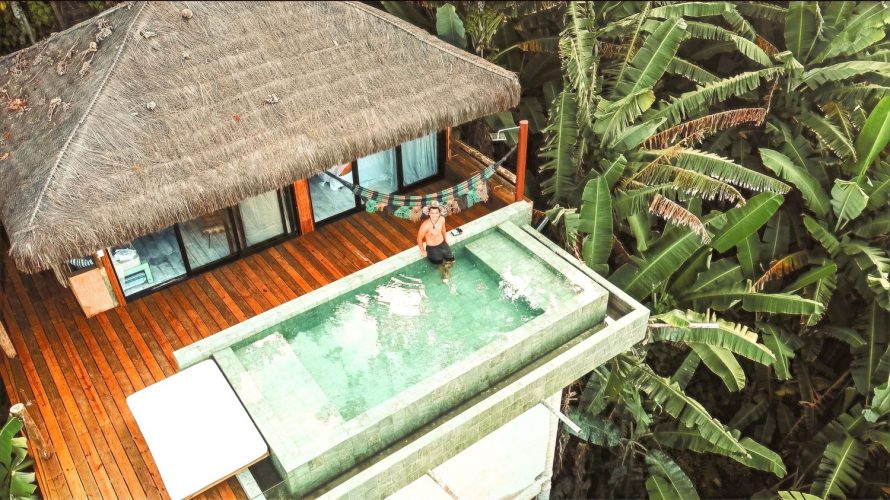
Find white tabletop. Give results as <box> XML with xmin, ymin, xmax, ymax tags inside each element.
<box><xmin>127</xmin><ymin>360</ymin><xmax>268</xmax><ymax>500</ymax></box>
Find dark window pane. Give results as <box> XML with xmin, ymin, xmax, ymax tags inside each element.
<box><xmin>111</xmin><ymin>227</ymin><xmax>186</xmax><ymax>296</ymax></box>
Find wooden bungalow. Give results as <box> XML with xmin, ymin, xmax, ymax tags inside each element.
<box><xmin>0</xmin><ymin>2</ymin><xmax>534</xmax><ymax>498</ymax></box>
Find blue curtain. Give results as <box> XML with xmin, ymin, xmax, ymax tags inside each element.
<box><xmin>401</xmin><ymin>133</ymin><xmax>438</xmax><ymax>185</ymax></box>
<box><xmin>357</xmin><ymin>149</ymin><xmax>398</xmax><ymax>193</ymax></box>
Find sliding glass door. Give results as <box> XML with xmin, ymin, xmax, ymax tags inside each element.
<box><xmin>309</xmin><ymin>163</ymin><xmax>358</xmax><ymax>223</ymax></box>
<box><xmin>357</xmin><ymin>149</ymin><xmax>398</xmax><ymax>194</ymax></box>
<box><xmin>178</xmin><ymin>209</ymin><xmax>238</xmax><ymax>269</ymax></box>
<box><xmin>239</xmin><ymin>190</ymin><xmax>288</xmax><ymax>246</ymax></box>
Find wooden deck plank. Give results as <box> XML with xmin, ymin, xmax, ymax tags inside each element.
<box><xmin>0</xmin><ymin>150</ymin><xmax>505</xmax><ymax>499</ymax></box>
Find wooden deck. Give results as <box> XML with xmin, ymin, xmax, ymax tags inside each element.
<box><xmin>0</xmin><ymin>147</ymin><xmax>511</xmax><ymax>499</ymax></box>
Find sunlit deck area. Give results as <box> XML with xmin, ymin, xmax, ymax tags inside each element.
<box><xmin>0</xmin><ymin>145</ymin><xmax>513</xmax><ymax>499</ymax></box>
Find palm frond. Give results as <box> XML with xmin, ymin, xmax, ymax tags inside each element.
<box><xmin>540</xmin><ymin>90</ymin><xmax>580</xmax><ymax>204</ymax></box>
<box><xmin>658</xmin><ymin>149</ymin><xmax>790</xmax><ymax>194</ymax></box>
<box><xmin>797</xmin><ymin>111</ymin><xmax>857</xmax><ymax>160</ymax></box>
<box><xmin>803</xmin><ymin>215</ymin><xmax>840</xmax><ymax>257</ymax></box>
<box><xmin>683</xmin><ymin>20</ymin><xmax>772</xmax><ymax>67</ymax></box>
<box><xmin>736</xmin><ymin>2</ymin><xmax>787</xmax><ymax>22</ymax></box>
<box><xmin>753</xmin><ymin>251</ymin><xmax>810</xmax><ymax>291</ymax></box>
<box><xmin>645</xmin><ymin>450</ymin><xmax>700</xmax><ymax>500</ymax></box>
<box><xmin>644</xmin><ymin>108</ymin><xmax>767</xmax><ymax>149</ymax></box>
<box><xmin>614</xmin><ymin>17</ymin><xmax>687</xmax><ymax>98</ymax></box>
<box><xmin>801</xmin><ymin>61</ymin><xmax>890</xmax><ymax>90</ymax></box>
<box><xmin>629</xmin><ymin>360</ymin><xmax>748</xmax><ymax>456</ymax></box>
<box><xmin>649</xmin><ymin>309</ymin><xmax>776</xmax><ymax>365</ymax></box>
<box><xmin>784</xmin><ymin>1</ymin><xmax>822</xmax><ymax>63</ymax></box>
<box><xmin>665</xmin><ymin>57</ymin><xmax>720</xmax><ymax>84</ymax></box>
<box><xmin>759</xmin><ymin>149</ymin><xmax>830</xmax><ymax>217</ymax></box>
<box><xmin>649</xmin><ymin>195</ymin><xmax>711</xmax><ymax>244</ymax></box>
<box><xmin>812</xmin><ymin>437</ymin><xmax>868</xmax><ymax>499</ymax></box>
<box><xmin>652</xmin><ymin>68</ymin><xmax>783</xmax><ymax>127</ymax></box>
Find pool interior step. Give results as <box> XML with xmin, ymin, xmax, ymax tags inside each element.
<box><xmin>465</xmin><ymin>229</ymin><xmax>580</xmax><ymax>311</ymax></box>
<box><xmin>216</xmin><ymin>333</ymin><xmax>344</xmax><ymax>458</ymax></box>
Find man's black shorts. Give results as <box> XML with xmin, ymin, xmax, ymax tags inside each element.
<box><xmin>426</xmin><ymin>242</ymin><xmax>455</xmax><ymax>265</ymax></box>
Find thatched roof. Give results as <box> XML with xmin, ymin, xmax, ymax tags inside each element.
<box><xmin>0</xmin><ymin>1</ymin><xmax>519</xmax><ymax>273</ymax></box>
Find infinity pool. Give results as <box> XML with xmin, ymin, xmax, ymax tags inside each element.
<box><xmin>174</xmin><ymin>203</ymin><xmax>608</xmax><ymax>496</ymax></box>
<box><xmin>242</xmin><ymin>239</ymin><xmax>552</xmax><ymax>420</ymax></box>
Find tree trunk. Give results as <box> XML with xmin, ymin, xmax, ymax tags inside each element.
<box><xmin>10</xmin><ymin>2</ymin><xmax>37</xmax><ymax>46</ymax></box>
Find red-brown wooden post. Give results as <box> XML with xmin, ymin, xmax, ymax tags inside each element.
<box><xmin>515</xmin><ymin>120</ymin><xmax>529</xmax><ymax>203</ymax></box>
<box><xmin>444</xmin><ymin>127</ymin><xmax>452</xmax><ymax>160</ymax></box>
<box><xmin>100</xmin><ymin>250</ymin><xmax>127</xmax><ymax>308</ymax></box>
<box><xmin>293</xmin><ymin>179</ymin><xmax>315</xmax><ymax>234</ymax></box>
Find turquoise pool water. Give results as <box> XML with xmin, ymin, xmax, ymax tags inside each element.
<box><xmin>235</xmin><ymin>242</ymin><xmax>545</xmax><ymax>420</ymax></box>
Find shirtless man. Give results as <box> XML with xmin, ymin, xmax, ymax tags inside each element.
<box><xmin>417</xmin><ymin>200</ymin><xmax>455</xmax><ymax>280</ymax></box>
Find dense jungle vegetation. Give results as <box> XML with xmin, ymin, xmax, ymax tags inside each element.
<box><xmin>381</xmin><ymin>2</ymin><xmax>890</xmax><ymax>498</ymax></box>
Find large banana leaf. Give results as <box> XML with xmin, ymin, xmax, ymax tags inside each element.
<box><xmin>650</xmin><ymin>310</ymin><xmax>776</xmax><ymax>365</ymax></box>
<box><xmin>690</xmin><ymin>343</ymin><xmax>746</xmax><ymax>391</ymax></box>
<box><xmin>653</xmin><ymin>424</ymin><xmax>784</xmax><ymax>477</ymax></box>
<box><xmin>652</xmin><ymin>68</ymin><xmax>783</xmax><ymax>126</ymax></box>
<box><xmin>854</xmin><ymin>96</ymin><xmax>890</xmax><ymax>180</ymax></box>
<box><xmin>683</xmin><ymin>258</ymin><xmax>743</xmax><ymax>296</ymax></box>
<box><xmin>811</xmin><ymin>2</ymin><xmax>890</xmax><ymax>64</ymax></box>
<box><xmin>593</xmin><ymin>88</ymin><xmax>656</xmax><ymax>144</ymax></box>
<box><xmin>801</xmin><ymin>61</ymin><xmax>890</xmax><ymax>90</ymax></box>
<box><xmin>644</xmin><ymin>450</ymin><xmax>700</xmax><ymax>500</ymax></box>
<box><xmin>737</xmin><ymin>233</ymin><xmax>761</xmax><ymax>278</ymax></box>
<box><xmin>831</xmin><ymin>179</ymin><xmax>868</xmax><ymax>229</ymax></box>
<box><xmin>631</xmin><ymin>362</ymin><xmax>748</xmax><ymax>456</ymax></box>
<box><xmin>435</xmin><ymin>4</ymin><xmax>467</xmax><ymax>49</ymax></box>
<box><xmin>561</xmin><ymin>1</ymin><xmax>597</xmax><ymax>113</ymax></box>
<box><xmin>682</xmin><ymin>284</ymin><xmax>823</xmax><ymax>315</ymax></box>
<box><xmin>667</xmin><ymin>149</ymin><xmax>790</xmax><ymax>194</ymax></box>
<box><xmin>802</xmin><ymin>215</ymin><xmax>840</xmax><ymax>256</ymax></box>
<box><xmin>759</xmin><ymin>323</ymin><xmax>796</xmax><ymax>380</ymax></box>
<box><xmin>784</xmin><ymin>2</ymin><xmax>822</xmax><ymax>64</ymax></box>
<box><xmin>609</xmin><ymin>227</ymin><xmax>704</xmax><ymax>299</ymax></box>
<box><xmin>682</xmin><ymin>20</ymin><xmax>771</xmax><ymax>67</ymax></box>
<box><xmin>539</xmin><ymin>90</ymin><xmax>580</xmax><ymax>204</ymax></box>
<box><xmin>711</xmin><ymin>193</ymin><xmax>784</xmax><ymax>252</ymax></box>
<box><xmin>812</xmin><ymin>437</ymin><xmax>868</xmax><ymax>499</ymax></box>
<box><xmin>614</xmin><ymin>17</ymin><xmax>687</xmax><ymax>98</ymax></box>
<box><xmin>670</xmin><ymin>351</ymin><xmax>701</xmax><ymax>390</ymax></box>
<box><xmin>759</xmin><ymin>149</ymin><xmax>830</xmax><ymax>216</ymax></box>
<box><xmin>852</xmin><ymin>210</ymin><xmax>890</xmax><ymax>238</ymax></box>
<box><xmin>798</xmin><ymin>111</ymin><xmax>857</xmax><ymax>160</ymax></box>
<box><xmin>866</xmin><ymin>161</ymin><xmax>890</xmax><ymax>209</ymax></box>
<box><xmin>578</xmin><ymin>177</ymin><xmax>612</xmax><ymax>274</ymax></box>
<box><xmin>665</xmin><ymin>57</ymin><xmax>719</xmax><ymax>84</ymax></box>
<box><xmin>648</xmin><ymin>2</ymin><xmax>731</xmax><ymax>19</ymax></box>
<box><xmin>728</xmin><ymin>397</ymin><xmax>768</xmax><ymax>430</ymax></box>
<box><xmin>852</xmin><ymin>301</ymin><xmax>890</xmax><ymax>398</ymax></box>
<box><xmin>761</xmin><ymin>209</ymin><xmax>791</xmax><ymax>265</ymax></box>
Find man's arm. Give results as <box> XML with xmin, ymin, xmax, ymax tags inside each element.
<box><xmin>441</xmin><ymin>220</ymin><xmax>449</xmax><ymax>244</ymax></box>
<box><xmin>417</xmin><ymin>223</ymin><xmax>428</xmax><ymax>255</ymax></box>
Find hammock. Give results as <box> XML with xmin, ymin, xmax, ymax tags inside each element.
<box><xmin>325</xmin><ymin>146</ymin><xmax>516</xmax><ymax>222</ymax></box>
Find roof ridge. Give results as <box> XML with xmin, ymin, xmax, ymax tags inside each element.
<box><xmin>343</xmin><ymin>1</ymin><xmax>518</xmax><ymax>84</ymax></box>
<box><xmin>23</xmin><ymin>1</ymin><xmax>149</xmax><ymax>232</ymax></box>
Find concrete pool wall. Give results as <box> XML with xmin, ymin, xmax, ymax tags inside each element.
<box><xmin>174</xmin><ymin>202</ymin><xmax>615</xmax><ymax>496</ymax></box>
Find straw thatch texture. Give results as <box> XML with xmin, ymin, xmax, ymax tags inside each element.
<box><xmin>0</xmin><ymin>1</ymin><xmax>520</xmax><ymax>272</ymax></box>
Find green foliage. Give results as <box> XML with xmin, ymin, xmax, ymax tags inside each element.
<box><xmin>435</xmin><ymin>4</ymin><xmax>467</xmax><ymax>49</ymax></box>
<box><xmin>397</xmin><ymin>2</ymin><xmax>890</xmax><ymax>497</ymax></box>
<box><xmin>0</xmin><ymin>417</ymin><xmax>37</xmax><ymax>500</ymax></box>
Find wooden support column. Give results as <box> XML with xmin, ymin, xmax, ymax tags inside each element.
<box><xmin>0</xmin><ymin>318</ymin><xmax>16</xmax><ymax>358</ymax></box>
<box><xmin>515</xmin><ymin>119</ymin><xmax>529</xmax><ymax>203</ymax></box>
<box><xmin>100</xmin><ymin>250</ymin><xmax>126</xmax><ymax>308</ymax></box>
<box><xmin>10</xmin><ymin>403</ymin><xmax>52</xmax><ymax>460</ymax></box>
<box><xmin>445</xmin><ymin>127</ymin><xmax>452</xmax><ymax>160</ymax></box>
<box><xmin>294</xmin><ymin>179</ymin><xmax>315</xmax><ymax>234</ymax></box>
